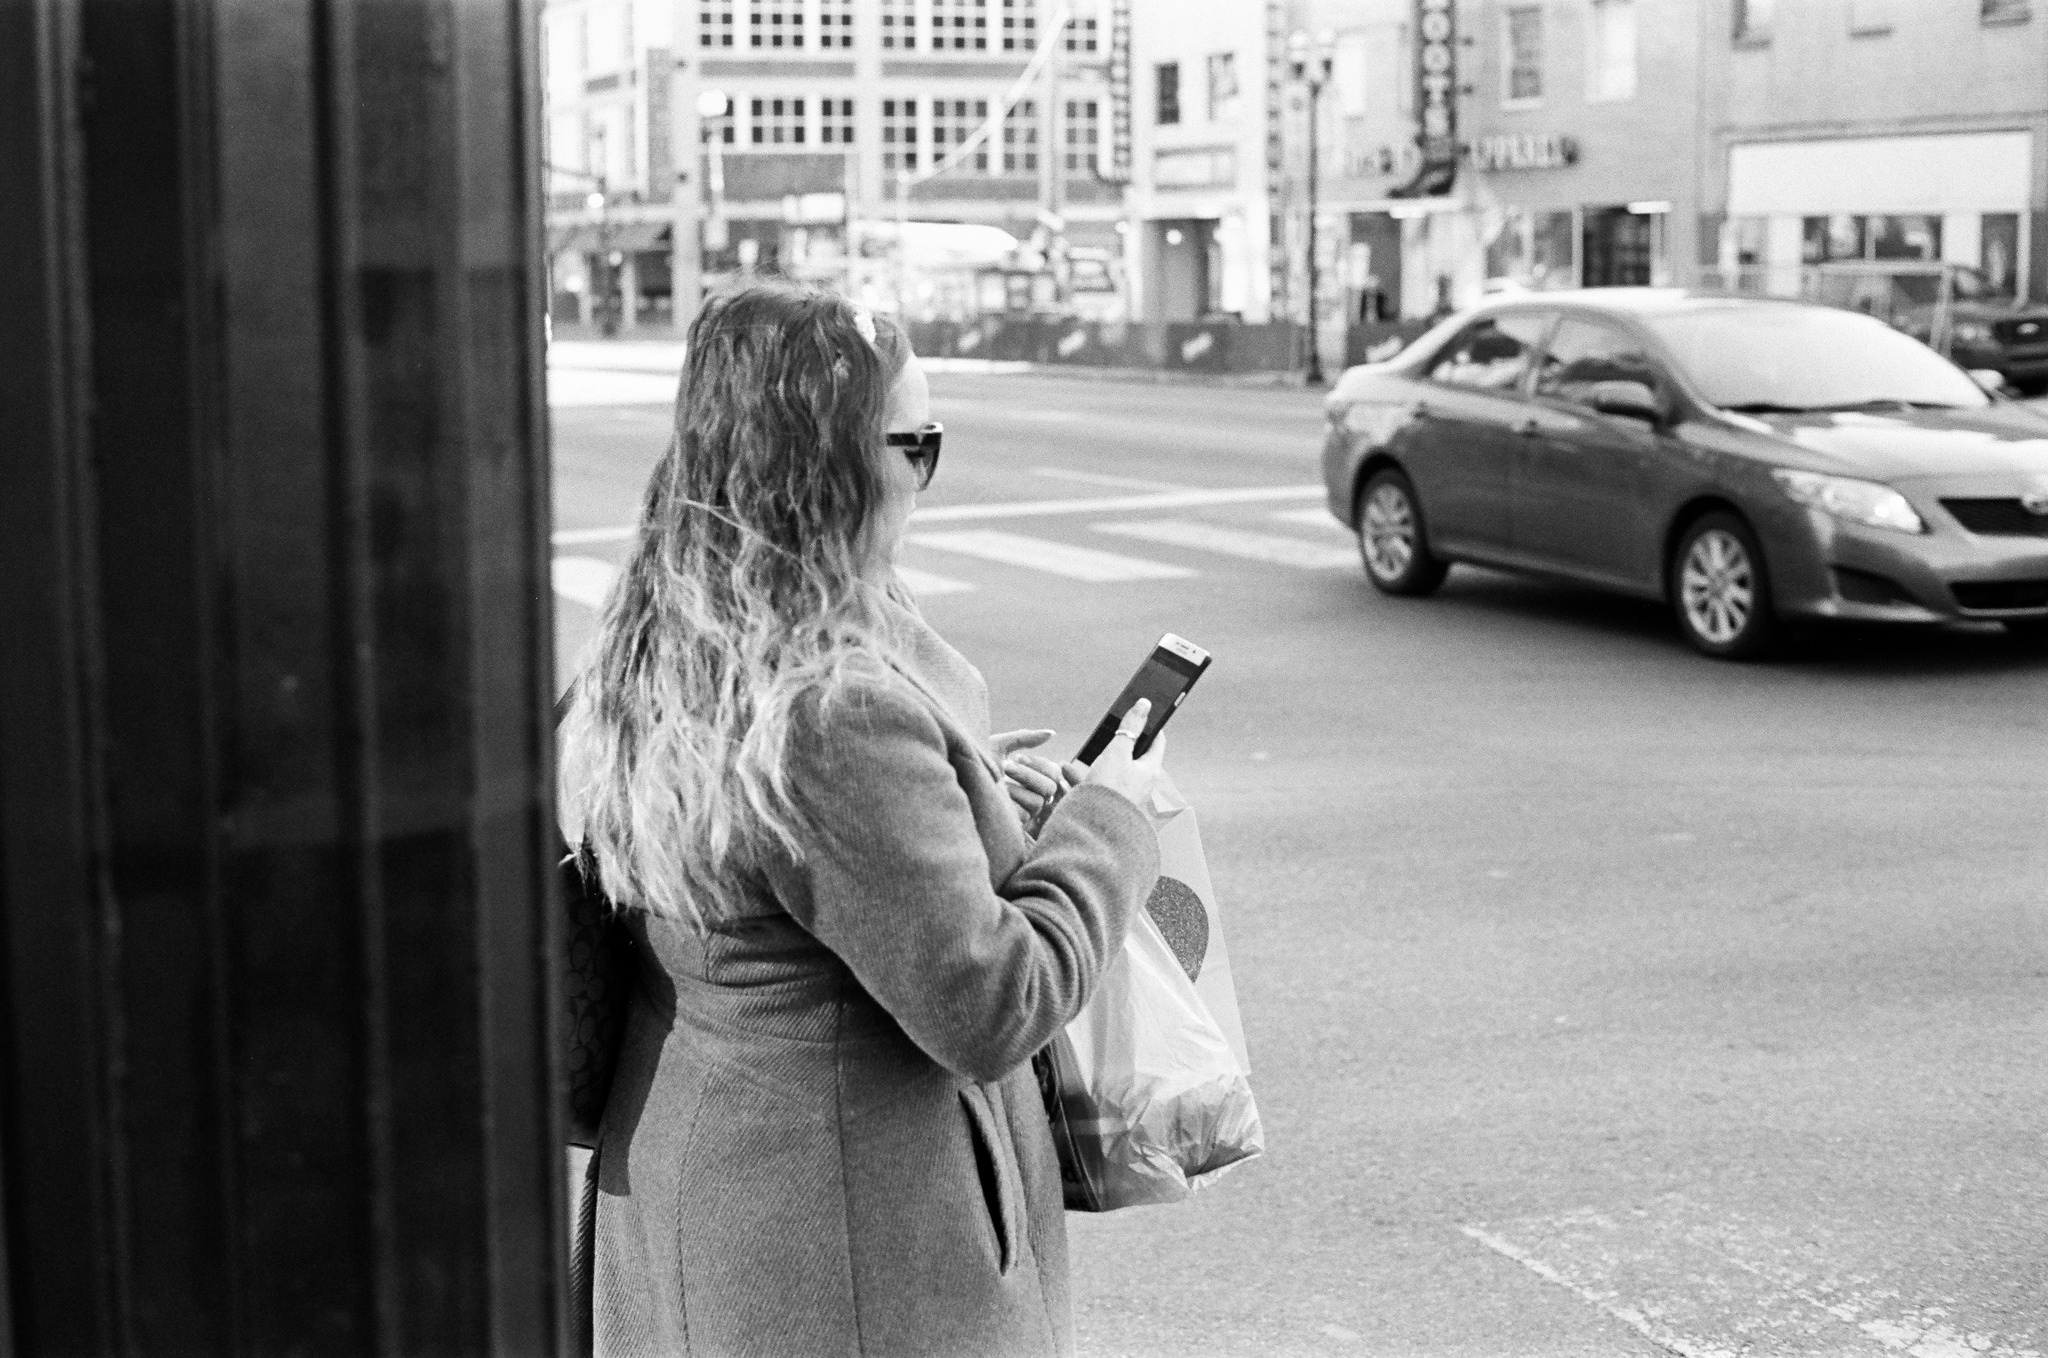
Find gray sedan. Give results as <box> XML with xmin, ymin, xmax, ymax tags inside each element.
<box><xmin>1320</xmin><ymin>290</ymin><xmax>2048</xmax><ymax>658</ymax></box>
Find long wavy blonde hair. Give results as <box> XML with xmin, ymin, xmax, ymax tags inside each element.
<box><xmin>558</xmin><ymin>285</ymin><xmax>906</xmax><ymax>924</ymax></box>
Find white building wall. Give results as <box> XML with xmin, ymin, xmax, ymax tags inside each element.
<box><xmin>1127</xmin><ymin>0</ymin><xmax>1277</xmax><ymax>322</ymax></box>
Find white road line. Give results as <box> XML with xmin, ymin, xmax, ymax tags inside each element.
<box><xmin>910</xmin><ymin>483</ymin><xmax>1323</xmax><ymax>524</ymax></box>
<box><xmin>1094</xmin><ymin>519</ymin><xmax>1357</xmax><ymax>569</ymax></box>
<box><xmin>548</xmin><ymin>484</ymin><xmax>1322</xmax><ymax>548</ymax></box>
<box><xmin>551</xmin><ymin>556</ymin><xmax>618</xmax><ymax>611</ymax></box>
<box><xmin>1463</xmin><ymin>1200</ymin><xmax>2043</xmax><ymax>1358</ymax></box>
<box><xmin>1032</xmin><ymin>467</ymin><xmax>1192</xmax><ymax>492</ymax></box>
<box><xmin>1271</xmin><ymin>506</ymin><xmax>1350</xmax><ymax>534</ymax></box>
<box><xmin>907</xmin><ymin>530</ymin><xmax>1194</xmax><ymax>582</ymax></box>
<box><xmin>553</xmin><ymin>525</ymin><xmax>637</xmax><ymax>546</ymax></box>
<box><xmin>892</xmin><ymin>565</ymin><xmax>977</xmax><ymax>596</ymax></box>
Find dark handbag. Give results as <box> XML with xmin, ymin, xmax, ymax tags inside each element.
<box><xmin>562</xmin><ymin>838</ymin><xmax>633</xmax><ymax>1148</ymax></box>
<box><xmin>556</xmin><ymin>683</ymin><xmax>634</xmax><ymax>1355</ymax></box>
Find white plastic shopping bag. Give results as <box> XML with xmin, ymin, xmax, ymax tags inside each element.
<box><xmin>1034</xmin><ymin>775</ymin><xmax>1264</xmax><ymax>1210</ymax></box>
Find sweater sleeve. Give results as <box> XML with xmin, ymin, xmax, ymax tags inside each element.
<box><xmin>765</xmin><ymin>681</ymin><xmax>1159</xmax><ymax>1084</ymax></box>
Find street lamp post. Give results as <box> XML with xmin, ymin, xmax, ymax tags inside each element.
<box><xmin>585</xmin><ymin>182</ymin><xmax>618</xmax><ymax>337</ymax></box>
<box><xmin>1290</xmin><ymin>31</ymin><xmax>1335</xmax><ymax>387</ymax></box>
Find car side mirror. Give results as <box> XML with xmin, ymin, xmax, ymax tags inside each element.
<box><xmin>1587</xmin><ymin>379</ymin><xmax>1664</xmax><ymax>424</ymax></box>
<box><xmin>1967</xmin><ymin>368</ymin><xmax>2006</xmax><ymax>394</ymax></box>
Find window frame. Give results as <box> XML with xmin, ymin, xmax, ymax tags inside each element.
<box><xmin>1155</xmin><ymin>61</ymin><xmax>1181</xmax><ymax>126</ymax></box>
<box><xmin>1500</xmin><ymin>4</ymin><xmax>1545</xmax><ymax>110</ymax></box>
<box><xmin>1584</xmin><ymin>0</ymin><xmax>1637</xmax><ymax>103</ymax></box>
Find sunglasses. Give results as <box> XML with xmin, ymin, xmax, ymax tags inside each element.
<box><xmin>885</xmin><ymin>422</ymin><xmax>943</xmax><ymax>491</ymax></box>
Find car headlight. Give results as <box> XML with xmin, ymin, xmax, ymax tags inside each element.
<box><xmin>1952</xmin><ymin>320</ymin><xmax>1994</xmax><ymax>345</ymax></box>
<box><xmin>1771</xmin><ymin>470</ymin><xmax>1925</xmax><ymax>534</ymax></box>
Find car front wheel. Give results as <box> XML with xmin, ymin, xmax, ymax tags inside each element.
<box><xmin>1357</xmin><ymin>469</ymin><xmax>1449</xmax><ymax>597</ymax></box>
<box><xmin>1671</xmin><ymin>512</ymin><xmax>1778</xmax><ymax>659</ymax></box>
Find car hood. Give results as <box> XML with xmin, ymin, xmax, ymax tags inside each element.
<box><xmin>1744</xmin><ymin>406</ymin><xmax>2048</xmax><ymax>480</ymax></box>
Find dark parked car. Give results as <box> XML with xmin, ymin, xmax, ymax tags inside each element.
<box><xmin>1320</xmin><ymin>290</ymin><xmax>2048</xmax><ymax>658</ymax></box>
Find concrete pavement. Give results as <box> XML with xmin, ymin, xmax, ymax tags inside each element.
<box><xmin>550</xmin><ymin>365</ymin><xmax>2048</xmax><ymax>1357</ymax></box>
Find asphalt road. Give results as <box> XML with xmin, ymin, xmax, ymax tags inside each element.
<box><xmin>550</xmin><ymin>358</ymin><xmax>2048</xmax><ymax>1357</ymax></box>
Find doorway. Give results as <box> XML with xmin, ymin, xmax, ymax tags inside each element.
<box><xmin>1148</xmin><ymin>218</ymin><xmax>1219</xmax><ymax>321</ymax></box>
<box><xmin>1581</xmin><ymin>206</ymin><xmax>1661</xmax><ymax>287</ymax></box>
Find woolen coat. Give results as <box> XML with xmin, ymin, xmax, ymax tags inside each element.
<box><xmin>591</xmin><ymin>605</ymin><xmax>1159</xmax><ymax>1358</ymax></box>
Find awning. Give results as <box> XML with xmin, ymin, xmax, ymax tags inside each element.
<box><xmin>546</xmin><ymin>219</ymin><xmax>671</xmax><ymax>256</ymax></box>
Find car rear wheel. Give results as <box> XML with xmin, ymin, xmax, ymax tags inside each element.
<box><xmin>1357</xmin><ymin>469</ymin><xmax>1449</xmax><ymax>597</ymax></box>
<box><xmin>1671</xmin><ymin>512</ymin><xmax>1778</xmax><ymax>660</ymax></box>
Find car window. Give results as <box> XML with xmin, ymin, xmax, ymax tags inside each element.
<box><xmin>1646</xmin><ymin>305</ymin><xmax>1989</xmax><ymax>411</ymax></box>
<box><xmin>1425</xmin><ymin>313</ymin><xmax>1551</xmax><ymax>392</ymax></box>
<box><xmin>1531</xmin><ymin>319</ymin><xmax>1662</xmax><ymax>407</ymax></box>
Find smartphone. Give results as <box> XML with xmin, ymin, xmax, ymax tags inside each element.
<box><xmin>1074</xmin><ymin>633</ymin><xmax>1212</xmax><ymax>765</ymax></box>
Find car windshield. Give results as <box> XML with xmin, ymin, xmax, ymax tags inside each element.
<box><xmin>1646</xmin><ymin>305</ymin><xmax>1990</xmax><ymax>413</ymax></box>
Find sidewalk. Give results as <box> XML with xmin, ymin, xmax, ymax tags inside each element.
<box><xmin>548</xmin><ymin>338</ymin><xmax>1316</xmax><ymax>389</ymax></box>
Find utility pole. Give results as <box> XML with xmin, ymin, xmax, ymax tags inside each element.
<box><xmin>1290</xmin><ymin>31</ymin><xmax>1334</xmax><ymax>386</ymax></box>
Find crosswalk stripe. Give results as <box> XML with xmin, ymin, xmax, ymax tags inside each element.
<box><xmin>1270</xmin><ymin>506</ymin><xmax>1350</xmax><ymax>535</ymax></box>
<box><xmin>893</xmin><ymin>565</ymin><xmax>977</xmax><ymax>596</ymax></box>
<box><xmin>552</xmin><ymin>555</ymin><xmax>618</xmax><ymax>610</ymax></box>
<box><xmin>1094</xmin><ymin>519</ymin><xmax>1357</xmax><ymax>570</ymax></box>
<box><xmin>910</xmin><ymin>483</ymin><xmax>1323</xmax><ymax>524</ymax></box>
<box><xmin>907</xmin><ymin>530</ymin><xmax>1194</xmax><ymax>582</ymax></box>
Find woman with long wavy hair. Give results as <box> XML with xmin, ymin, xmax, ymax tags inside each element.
<box><xmin>558</xmin><ymin>283</ymin><xmax>1167</xmax><ymax>1357</ymax></box>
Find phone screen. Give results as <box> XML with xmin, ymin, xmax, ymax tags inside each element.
<box><xmin>1076</xmin><ymin>637</ymin><xmax>1211</xmax><ymax>764</ymax></box>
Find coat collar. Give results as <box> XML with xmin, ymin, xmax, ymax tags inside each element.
<box><xmin>872</xmin><ymin>587</ymin><xmax>1002</xmax><ymax>780</ymax></box>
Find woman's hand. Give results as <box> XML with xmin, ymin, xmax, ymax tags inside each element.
<box><xmin>1081</xmin><ymin>699</ymin><xmax>1170</xmax><ymax>827</ymax></box>
<box><xmin>994</xmin><ymin>729</ymin><xmax>1072</xmax><ymax>829</ymax></box>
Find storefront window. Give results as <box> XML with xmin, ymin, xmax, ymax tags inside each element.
<box><xmin>1484</xmin><ymin>208</ymin><xmax>1578</xmax><ymax>290</ymax></box>
<box><xmin>1801</xmin><ymin>215</ymin><xmax>1864</xmax><ymax>263</ymax></box>
<box><xmin>1530</xmin><ymin>211</ymin><xmax>1575</xmax><ymax>287</ymax></box>
<box><xmin>1981</xmin><ymin>214</ymin><xmax>2020</xmax><ymax>298</ymax></box>
<box><xmin>1869</xmin><ymin>214</ymin><xmax>1940</xmax><ymax>260</ymax></box>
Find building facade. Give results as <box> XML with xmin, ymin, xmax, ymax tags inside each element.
<box><xmin>544</xmin><ymin>0</ymin><xmax>682</xmax><ymax>329</ymax></box>
<box><xmin>1700</xmin><ymin>0</ymin><xmax>2048</xmax><ymax>303</ymax></box>
<box><xmin>1290</xmin><ymin>0</ymin><xmax>1701</xmax><ymax>355</ymax></box>
<box><xmin>670</xmin><ymin>0</ymin><xmax>1120</xmax><ymax>323</ymax></box>
<box><xmin>1124</xmin><ymin>0</ymin><xmax>1289</xmax><ymax>323</ymax></box>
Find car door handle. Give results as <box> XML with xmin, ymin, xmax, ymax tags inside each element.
<box><xmin>1515</xmin><ymin>418</ymin><xmax>1543</xmax><ymax>438</ymax></box>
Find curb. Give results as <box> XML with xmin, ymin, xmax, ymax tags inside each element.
<box><xmin>545</xmin><ymin>339</ymin><xmax>1321</xmax><ymax>390</ymax></box>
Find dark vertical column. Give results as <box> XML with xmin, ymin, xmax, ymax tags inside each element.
<box><xmin>0</xmin><ymin>0</ymin><xmax>566</xmax><ymax>1353</ymax></box>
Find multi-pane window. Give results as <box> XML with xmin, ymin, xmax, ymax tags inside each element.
<box><xmin>1154</xmin><ymin>62</ymin><xmax>1179</xmax><ymax>125</ymax></box>
<box><xmin>1062</xmin><ymin>98</ymin><xmax>1098</xmax><ymax>174</ymax></box>
<box><xmin>818</xmin><ymin>0</ymin><xmax>855</xmax><ymax>47</ymax></box>
<box><xmin>882</xmin><ymin>0</ymin><xmax>918</xmax><ymax>49</ymax></box>
<box><xmin>1002</xmin><ymin>99</ymin><xmax>1038</xmax><ymax>172</ymax></box>
<box><xmin>882</xmin><ymin>98</ymin><xmax>920</xmax><ymax>172</ymax></box>
<box><xmin>1504</xmin><ymin>5</ymin><xmax>1543</xmax><ymax>102</ymax></box>
<box><xmin>931</xmin><ymin>98</ymin><xmax>990</xmax><ymax>171</ymax></box>
<box><xmin>749</xmin><ymin>0</ymin><xmax>804</xmax><ymax>49</ymax></box>
<box><xmin>750</xmin><ymin>97</ymin><xmax>808</xmax><ymax>145</ymax></box>
<box><xmin>1981</xmin><ymin>0</ymin><xmax>2031</xmax><ymax>22</ymax></box>
<box><xmin>819</xmin><ymin>97</ymin><xmax>856</xmax><ymax>145</ymax></box>
<box><xmin>698</xmin><ymin>3</ymin><xmax>737</xmax><ymax>48</ymax></box>
<box><xmin>1588</xmin><ymin>0</ymin><xmax>1636</xmax><ymax>98</ymax></box>
<box><xmin>1064</xmin><ymin>16</ymin><xmax>1098</xmax><ymax>51</ymax></box>
<box><xmin>1206</xmin><ymin>52</ymin><xmax>1237</xmax><ymax>120</ymax></box>
<box><xmin>932</xmin><ymin>0</ymin><xmax>989</xmax><ymax>50</ymax></box>
<box><xmin>1734</xmin><ymin>0</ymin><xmax>1773</xmax><ymax>40</ymax></box>
<box><xmin>1001</xmin><ymin>0</ymin><xmax>1037</xmax><ymax>51</ymax></box>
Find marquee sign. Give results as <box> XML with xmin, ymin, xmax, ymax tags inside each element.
<box><xmin>1395</xmin><ymin>0</ymin><xmax>1458</xmax><ymax>196</ymax></box>
<box><xmin>1469</xmin><ymin>133</ymin><xmax>1581</xmax><ymax>172</ymax></box>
